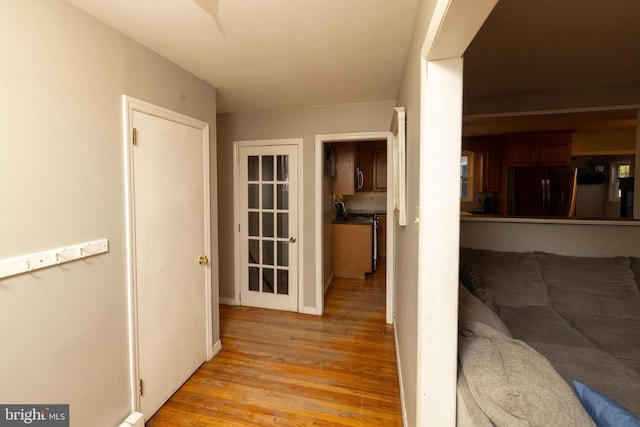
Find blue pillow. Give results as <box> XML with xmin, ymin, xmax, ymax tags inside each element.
<box><xmin>572</xmin><ymin>380</ymin><xmax>640</xmax><ymax>427</ymax></box>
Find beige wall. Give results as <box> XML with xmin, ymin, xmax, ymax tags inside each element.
<box><xmin>460</xmin><ymin>218</ymin><xmax>640</xmax><ymax>257</ymax></box>
<box><xmin>573</xmin><ymin>128</ymin><xmax>636</xmax><ymax>155</ymax></box>
<box><xmin>0</xmin><ymin>1</ymin><xmax>217</xmax><ymax>425</ymax></box>
<box><xmin>216</xmin><ymin>101</ymin><xmax>396</xmax><ymax>309</ymax></box>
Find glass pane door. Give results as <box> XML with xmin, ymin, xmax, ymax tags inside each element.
<box><xmin>238</xmin><ymin>144</ymin><xmax>298</xmax><ymax>312</ymax></box>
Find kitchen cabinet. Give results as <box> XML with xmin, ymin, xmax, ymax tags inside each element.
<box><xmin>332</xmin><ymin>141</ymin><xmax>387</xmax><ymax>195</ymax></box>
<box><xmin>507</xmin><ymin>132</ymin><xmax>572</xmax><ymax>167</ymax></box>
<box><xmin>462</xmin><ymin>136</ymin><xmax>502</xmax><ymax>194</ymax></box>
<box><xmin>377</xmin><ymin>214</ymin><xmax>386</xmax><ymax>257</ymax></box>
<box><xmin>333</xmin><ymin>223</ymin><xmax>373</xmax><ymax>279</ymax></box>
<box><xmin>333</xmin><ymin>142</ymin><xmax>356</xmax><ymax>195</ymax></box>
<box><xmin>357</xmin><ymin>145</ymin><xmax>373</xmax><ymax>192</ymax></box>
<box><xmin>356</xmin><ymin>141</ymin><xmax>387</xmax><ymax>192</ymax></box>
<box><xmin>478</xmin><ymin>142</ymin><xmax>502</xmax><ymax>193</ymax></box>
<box><xmin>373</xmin><ymin>149</ymin><xmax>387</xmax><ymax>191</ymax></box>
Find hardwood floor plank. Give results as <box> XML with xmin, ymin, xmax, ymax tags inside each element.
<box><xmin>148</xmin><ymin>259</ymin><xmax>401</xmax><ymax>426</ymax></box>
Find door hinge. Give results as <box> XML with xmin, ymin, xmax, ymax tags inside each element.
<box><xmin>132</xmin><ymin>128</ymin><xmax>138</xmax><ymax>145</ymax></box>
<box><xmin>139</xmin><ymin>378</ymin><xmax>144</xmax><ymax>397</ymax></box>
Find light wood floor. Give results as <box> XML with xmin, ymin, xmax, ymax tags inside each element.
<box><xmin>147</xmin><ymin>259</ymin><xmax>402</xmax><ymax>426</ymax></box>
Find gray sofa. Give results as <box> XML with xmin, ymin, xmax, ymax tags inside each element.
<box><xmin>456</xmin><ymin>248</ymin><xmax>640</xmax><ymax>426</ymax></box>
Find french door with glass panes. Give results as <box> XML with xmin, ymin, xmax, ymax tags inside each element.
<box><xmin>238</xmin><ymin>143</ymin><xmax>298</xmax><ymax>312</ymax></box>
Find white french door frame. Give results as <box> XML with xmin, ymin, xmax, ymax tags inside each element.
<box><xmin>232</xmin><ymin>139</ymin><xmax>304</xmax><ymax>311</ymax></box>
<box><xmin>314</xmin><ymin>131</ymin><xmax>395</xmax><ymax>322</ymax></box>
<box><xmin>122</xmin><ymin>96</ymin><xmax>215</xmax><ymax>412</ymax></box>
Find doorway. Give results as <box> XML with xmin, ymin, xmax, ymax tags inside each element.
<box><xmin>314</xmin><ymin>131</ymin><xmax>395</xmax><ymax>323</ymax></box>
<box><xmin>123</xmin><ymin>97</ymin><xmax>214</xmax><ymax>420</ymax></box>
<box><xmin>233</xmin><ymin>139</ymin><xmax>302</xmax><ymax>312</ymax></box>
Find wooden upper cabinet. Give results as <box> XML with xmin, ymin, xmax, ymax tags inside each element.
<box><xmin>481</xmin><ymin>143</ymin><xmax>501</xmax><ymax>193</ymax></box>
<box><xmin>540</xmin><ymin>140</ymin><xmax>572</xmax><ymax>166</ymax></box>
<box><xmin>355</xmin><ymin>141</ymin><xmax>387</xmax><ymax>192</ymax></box>
<box><xmin>333</xmin><ymin>142</ymin><xmax>356</xmax><ymax>195</ymax></box>
<box><xmin>357</xmin><ymin>145</ymin><xmax>373</xmax><ymax>192</ymax></box>
<box><xmin>373</xmin><ymin>148</ymin><xmax>387</xmax><ymax>191</ymax></box>
<box><xmin>463</xmin><ymin>136</ymin><xmax>502</xmax><ymax>193</ymax></box>
<box><xmin>332</xmin><ymin>141</ymin><xmax>387</xmax><ymax>195</ymax></box>
<box><xmin>507</xmin><ymin>131</ymin><xmax>572</xmax><ymax>167</ymax></box>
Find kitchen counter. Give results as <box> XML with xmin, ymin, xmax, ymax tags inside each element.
<box><xmin>332</xmin><ymin>222</ymin><xmax>373</xmax><ymax>279</ymax></box>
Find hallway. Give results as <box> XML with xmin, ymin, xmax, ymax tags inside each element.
<box><xmin>147</xmin><ymin>259</ymin><xmax>402</xmax><ymax>426</ymax></box>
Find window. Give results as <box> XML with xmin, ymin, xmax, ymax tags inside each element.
<box><xmin>461</xmin><ymin>151</ymin><xmax>474</xmax><ymax>201</ymax></box>
<box><xmin>609</xmin><ymin>161</ymin><xmax>631</xmax><ymax>201</ymax></box>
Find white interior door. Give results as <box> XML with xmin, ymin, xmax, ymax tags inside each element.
<box><xmin>238</xmin><ymin>144</ymin><xmax>298</xmax><ymax>312</ymax></box>
<box><xmin>131</xmin><ymin>108</ymin><xmax>209</xmax><ymax>420</ymax></box>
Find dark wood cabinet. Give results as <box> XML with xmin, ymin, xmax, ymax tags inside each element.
<box><xmin>373</xmin><ymin>148</ymin><xmax>387</xmax><ymax>191</ymax></box>
<box><xmin>462</xmin><ymin>136</ymin><xmax>502</xmax><ymax>193</ymax></box>
<box><xmin>356</xmin><ymin>141</ymin><xmax>387</xmax><ymax>192</ymax></box>
<box><xmin>507</xmin><ymin>132</ymin><xmax>572</xmax><ymax>167</ymax></box>
<box><xmin>333</xmin><ymin>141</ymin><xmax>387</xmax><ymax>194</ymax></box>
<box><xmin>357</xmin><ymin>145</ymin><xmax>373</xmax><ymax>192</ymax></box>
<box><xmin>480</xmin><ymin>143</ymin><xmax>501</xmax><ymax>193</ymax></box>
<box><xmin>333</xmin><ymin>142</ymin><xmax>356</xmax><ymax>195</ymax></box>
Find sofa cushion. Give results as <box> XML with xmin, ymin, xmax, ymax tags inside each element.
<box><xmin>631</xmin><ymin>256</ymin><xmax>640</xmax><ymax>291</ymax></box>
<box><xmin>560</xmin><ymin>311</ymin><xmax>640</xmax><ymax>364</ymax></box>
<box><xmin>498</xmin><ymin>306</ymin><xmax>593</xmax><ymax>348</ymax></box>
<box><xmin>529</xmin><ymin>342</ymin><xmax>640</xmax><ymax>416</ymax></box>
<box><xmin>458</xmin><ymin>321</ymin><xmax>595</xmax><ymax>426</ymax></box>
<box><xmin>459</xmin><ymin>284</ymin><xmax>512</xmax><ymax>338</ymax></box>
<box><xmin>459</xmin><ymin>264</ymin><xmax>498</xmax><ymax>312</ymax></box>
<box><xmin>460</xmin><ymin>248</ymin><xmax>551</xmax><ymax>307</ymax></box>
<box><xmin>536</xmin><ymin>252</ymin><xmax>640</xmax><ymax>318</ymax></box>
<box><xmin>572</xmin><ymin>380</ymin><xmax>640</xmax><ymax>427</ymax></box>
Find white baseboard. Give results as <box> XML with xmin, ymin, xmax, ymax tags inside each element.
<box><xmin>394</xmin><ymin>321</ymin><xmax>408</xmax><ymax>427</ymax></box>
<box><xmin>210</xmin><ymin>339</ymin><xmax>223</xmax><ymax>360</ymax></box>
<box><xmin>302</xmin><ymin>305</ymin><xmax>321</xmax><ymax>315</ymax></box>
<box><xmin>324</xmin><ymin>273</ymin><xmax>334</xmax><ymax>294</ymax></box>
<box><xmin>119</xmin><ymin>411</ymin><xmax>144</xmax><ymax>427</ymax></box>
<box><xmin>219</xmin><ymin>297</ymin><xmax>237</xmax><ymax>306</ymax></box>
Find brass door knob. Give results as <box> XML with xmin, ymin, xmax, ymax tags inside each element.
<box><xmin>198</xmin><ymin>255</ymin><xmax>209</xmax><ymax>265</ymax></box>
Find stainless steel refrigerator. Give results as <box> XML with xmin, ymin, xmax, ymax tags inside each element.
<box><xmin>508</xmin><ymin>167</ymin><xmax>575</xmax><ymax>216</ymax></box>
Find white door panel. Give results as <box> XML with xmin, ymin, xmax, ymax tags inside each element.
<box><xmin>132</xmin><ymin>109</ymin><xmax>208</xmax><ymax>420</ymax></box>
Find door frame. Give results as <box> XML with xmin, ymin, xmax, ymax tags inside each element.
<box><xmin>314</xmin><ymin>131</ymin><xmax>394</xmax><ymax>322</ymax></box>
<box><xmin>122</xmin><ymin>96</ymin><xmax>214</xmax><ymax>412</ymax></box>
<box><xmin>232</xmin><ymin>138</ymin><xmax>304</xmax><ymax>311</ymax></box>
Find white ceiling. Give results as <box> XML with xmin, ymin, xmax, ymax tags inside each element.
<box><xmin>66</xmin><ymin>0</ymin><xmax>419</xmax><ymax>113</ymax></box>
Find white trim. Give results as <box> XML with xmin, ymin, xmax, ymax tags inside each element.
<box><xmin>324</xmin><ymin>272</ymin><xmax>334</xmax><ymax>295</ymax></box>
<box><xmin>302</xmin><ymin>306</ymin><xmax>319</xmax><ymax>315</ymax></box>
<box><xmin>416</xmin><ymin>1</ymin><xmax>498</xmax><ymax>423</ymax></box>
<box><xmin>210</xmin><ymin>339</ymin><xmax>223</xmax><ymax>358</ymax></box>
<box><xmin>314</xmin><ymin>131</ymin><xmax>395</xmax><ymax>323</ymax></box>
<box><xmin>118</xmin><ymin>412</ymin><xmax>144</xmax><ymax>427</ymax></box>
<box><xmin>122</xmin><ymin>95</ymin><xmax>213</xmax><ymax>412</ymax></box>
<box><xmin>394</xmin><ymin>321</ymin><xmax>408</xmax><ymax>427</ymax></box>
<box><xmin>232</xmin><ymin>138</ymin><xmax>304</xmax><ymax>312</ymax></box>
<box><xmin>416</xmin><ymin>57</ymin><xmax>464</xmax><ymax>427</ymax></box>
